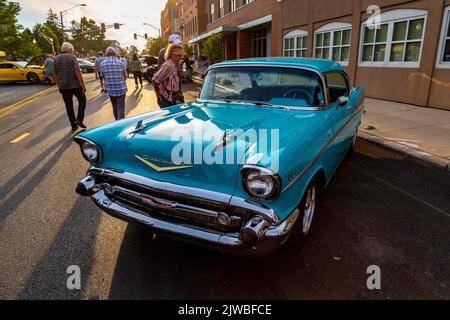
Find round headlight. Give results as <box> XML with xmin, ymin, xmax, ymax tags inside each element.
<box><xmin>81</xmin><ymin>141</ymin><xmax>100</xmax><ymax>163</ymax></box>
<box><xmin>242</xmin><ymin>166</ymin><xmax>281</xmax><ymax>200</ymax></box>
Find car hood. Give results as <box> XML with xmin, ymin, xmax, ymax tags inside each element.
<box><xmin>83</xmin><ymin>101</ymin><xmax>322</xmax><ymax>196</ymax></box>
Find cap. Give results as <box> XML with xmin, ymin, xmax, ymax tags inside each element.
<box><xmin>168</xmin><ymin>34</ymin><xmax>182</xmax><ymax>45</ymax></box>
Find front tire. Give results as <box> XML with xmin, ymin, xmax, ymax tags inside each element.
<box><xmin>27</xmin><ymin>72</ymin><xmax>39</xmax><ymax>84</ymax></box>
<box><xmin>289</xmin><ymin>178</ymin><xmax>318</xmax><ymax>244</ymax></box>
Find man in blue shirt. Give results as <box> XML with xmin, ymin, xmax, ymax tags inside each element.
<box><xmin>100</xmin><ymin>47</ymin><xmax>128</xmax><ymax>120</ymax></box>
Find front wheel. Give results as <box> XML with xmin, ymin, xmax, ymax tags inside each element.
<box><xmin>27</xmin><ymin>72</ymin><xmax>39</xmax><ymax>84</ymax></box>
<box><xmin>289</xmin><ymin>178</ymin><xmax>318</xmax><ymax>244</ymax></box>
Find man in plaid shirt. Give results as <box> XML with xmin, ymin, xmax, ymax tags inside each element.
<box><xmin>100</xmin><ymin>47</ymin><xmax>128</xmax><ymax>120</ymax></box>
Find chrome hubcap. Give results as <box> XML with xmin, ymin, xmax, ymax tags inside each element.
<box><xmin>352</xmin><ymin>130</ymin><xmax>358</xmax><ymax>148</ymax></box>
<box><xmin>302</xmin><ymin>184</ymin><xmax>316</xmax><ymax>235</ymax></box>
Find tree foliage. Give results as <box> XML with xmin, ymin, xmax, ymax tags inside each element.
<box><xmin>69</xmin><ymin>17</ymin><xmax>107</xmax><ymax>55</ymax></box>
<box><xmin>0</xmin><ymin>0</ymin><xmax>23</xmax><ymax>57</ymax></box>
<box><xmin>183</xmin><ymin>44</ymin><xmax>194</xmax><ymax>57</ymax></box>
<box><xmin>145</xmin><ymin>36</ymin><xmax>166</xmax><ymax>57</ymax></box>
<box><xmin>201</xmin><ymin>34</ymin><xmax>223</xmax><ymax>62</ymax></box>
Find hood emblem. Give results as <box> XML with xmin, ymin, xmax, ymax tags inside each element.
<box><xmin>135</xmin><ymin>155</ymin><xmax>192</xmax><ymax>172</ymax></box>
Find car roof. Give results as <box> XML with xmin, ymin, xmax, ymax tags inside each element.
<box><xmin>211</xmin><ymin>57</ymin><xmax>345</xmax><ymax>73</ymax></box>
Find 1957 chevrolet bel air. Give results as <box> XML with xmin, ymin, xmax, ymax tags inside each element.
<box><xmin>75</xmin><ymin>58</ymin><xmax>365</xmax><ymax>256</ymax></box>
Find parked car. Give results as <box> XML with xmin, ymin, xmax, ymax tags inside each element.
<box><xmin>142</xmin><ymin>64</ymin><xmax>158</xmax><ymax>82</ymax></box>
<box><xmin>74</xmin><ymin>58</ymin><xmax>365</xmax><ymax>256</ymax></box>
<box><xmin>77</xmin><ymin>59</ymin><xmax>95</xmax><ymax>73</ymax></box>
<box><xmin>138</xmin><ymin>58</ymin><xmax>148</xmax><ymax>69</ymax></box>
<box><xmin>0</xmin><ymin>56</ymin><xmax>46</xmax><ymax>84</ymax></box>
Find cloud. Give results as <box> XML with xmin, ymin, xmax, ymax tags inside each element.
<box><xmin>17</xmin><ymin>0</ymin><xmax>166</xmax><ymax>49</ymax></box>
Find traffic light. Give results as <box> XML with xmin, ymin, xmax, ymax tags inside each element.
<box><xmin>144</xmin><ymin>33</ymin><xmax>148</xmax><ymax>40</ymax></box>
<box><xmin>100</xmin><ymin>23</ymin><xmax>106</xmax><ymax>33</ymax></box>
<box><xmin>114</xmin><ymin>23</ymin><xmax>120</xmax><ymax>30</ymax></box>
<box><xmin>133</xmin><ymin>33</ymin><xmax>137</xmax><ymax>40</ymax></box>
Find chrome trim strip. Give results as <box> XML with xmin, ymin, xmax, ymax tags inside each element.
<box><xmin>283</xmin><ymin>108</ymin><xmax>365</xmax><ymax>192</ymax></box>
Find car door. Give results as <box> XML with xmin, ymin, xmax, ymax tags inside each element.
<box><xmin>325</xmin><ymin>71</ymin><xmax>354</xmax><ymax>162</ymax></box>
<box><xmin>0</xmin><ymin>63</ymin><xmax>21</xmax><ymax>81</ymax></box>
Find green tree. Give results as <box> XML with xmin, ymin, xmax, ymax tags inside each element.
<box><xmin>201</xmin><ymin>34</ymin><xmax>222</xmax><ymax>62</ymax></box>
<box><xmin>18</xmin><ymin>28</ymin><xmax>41</xmax><ymax>58</ymax></box>
<box><xmin>0</xmin><ymin>0</ymin><xmax>23</xmax><ymax>57</ymax></box>
<box><xmin>70</xmin><ymin>17</ymin><xmax>106</xmax><ymax>54</ymax></box>
<box><xmin>45</xmin><ymin>8</ymin><xmax>63</xmax><ymax>45</ymax></box>
<box><xmin>145</xmin><ymin>36</ymin><xmax>166</xmax><ymax>56</ymax></box>
<box><xmin>183</xmin><ymin>44</ymin><xmax>194</xmax><ymax>57</ymax></box>
<box><xmin>32</xmin><ymin>23</ymin><xmax>59</xmax><ymax>54</ymax></box>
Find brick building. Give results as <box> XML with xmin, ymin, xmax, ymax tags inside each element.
<box><xmin>186</xmin><ymin>0</ymin><xmax>450</xmax><ymax>110</ymax></box>
<box><xmin>161</xmin><ymin>0</ymin><xmax>181</xmax><ymax>41</ymax></box>
<box><xmin>177</xmin><ymin>0</ymin><xmax>208</xmax><ymax>45</ymax></box>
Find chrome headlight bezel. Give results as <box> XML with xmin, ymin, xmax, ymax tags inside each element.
<box><xmin>241</xmin><ymin>165</ymin><xmax>282</xmax><ymax>201</ymax></box>
<box><xmin>74</xmin><ymin>136</ymin><xmax>102</xmax><ymax>164</ymax></box>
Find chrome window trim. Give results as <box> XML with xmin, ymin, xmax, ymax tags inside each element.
<box><xmin>203</xmin><ymin>64</ymin><xmax>331</xmax><ymax>109</ymax></box>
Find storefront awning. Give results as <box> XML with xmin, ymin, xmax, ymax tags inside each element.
<box><xmin>237</xmin><ymin>14</ymin><xmax>272</xmax><ymax>30</ymax></box>
<box><xmin>189</xmin><ymin>25</ymin><xmax>239</xmax><ymax>44</ymax></box>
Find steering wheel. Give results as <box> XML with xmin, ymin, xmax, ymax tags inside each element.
<box><xmin>283</xmin><ymin>89</ymin><xmax>314</xmax><ymax>106</ymax></box>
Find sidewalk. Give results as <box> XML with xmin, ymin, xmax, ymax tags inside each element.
<box><xmin>359</xmin><ymin>98</ymin><xmax>450</xmax><ymax>172</ymax></box>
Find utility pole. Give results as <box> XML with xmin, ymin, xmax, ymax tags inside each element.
<box><xmin>59</xmin><ymin>4</ymin><xmax>87</xmax><ymax>43</ymax></box>
<box><xmin>60</xmin><ymin>11</ymin><xmax>65</xmax><ymax>43</ymax></box>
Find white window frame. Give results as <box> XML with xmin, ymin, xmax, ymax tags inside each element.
<box><xmin>359</xmin><ymin>9</ymin><xmax>428</xmax><ymax>68</ymax></box>
<box><xmin>283</xmin><ymin>30</ymin><xmax>308</xmax><ymax>58</ymax></box>
<box><xmin>219</xmin><ymin>0</ymin><xmax>224</xmax><ymax>18</ymax></box>
<box><xmin>210</xmin><ymin>3</ymin><xmax>215</xmax><ymax>23</ymax></box>
<box><xmin>230</xmin><ymin>0</ymin><xmax>236</xmax><ymax>13</ymax></box>
<box><xmin>314</xmin><ymin>22</ymin><xmax>352</xmax><ymax>66</ymax></box>
<box><xmin>436</xmin><ymin>6</ymin><xmax>450</xmax><ymax>68</ymax></box>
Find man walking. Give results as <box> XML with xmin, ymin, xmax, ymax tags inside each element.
<box><xmin>54</xmin><ymin>42</ymin><xmax>87</xmax><ymax>132</ymax></box>
<box><xmin>95</xmin><ymin>52</ymin><xmax>106</xmax><ymax>93</ymax></box>
<box><xmin>100</xmin><ymin>47</ymin><xmax>128</xmax><ymax>120</ymax></box>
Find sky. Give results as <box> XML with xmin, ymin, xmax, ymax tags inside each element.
<box><xmin>16</xmin><ymin>0</ymin><xmax>167</xmax><ymax>50</ymax></box>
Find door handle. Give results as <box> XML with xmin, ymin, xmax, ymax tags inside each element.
<box><xmin>346</xmin><ymin>105</ymin><xmax>353</xmax><ymax>111</ymax></box>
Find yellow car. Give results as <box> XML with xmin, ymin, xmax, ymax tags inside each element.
<box><xmin>0</xmin><ymin>56</ymin><xmax>46</xmax><ymax>83</ymax></box>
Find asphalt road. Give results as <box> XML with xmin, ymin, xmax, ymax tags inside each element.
<box><xmin>0</xmin><ymin>75</ymin><xmax>449</xmax><ymax>299</ymax></box>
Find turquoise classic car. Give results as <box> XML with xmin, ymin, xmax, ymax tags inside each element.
<box><xmin>75</xmin><ymin>58</ymin><xmax>365</xmax><ymax>256</ymax></box>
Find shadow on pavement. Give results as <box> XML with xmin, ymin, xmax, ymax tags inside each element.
<box><xmin>106</xmin><ymin>143</ymin><xmax>450</xmax><ymax>300</ymax></box>
<box><xmin>0</xmin><ymin>133</ymin><xmax>73</xmax><ymax>228</ymax></box>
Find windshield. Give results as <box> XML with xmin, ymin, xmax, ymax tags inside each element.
<box><xmin>78</xmin><ymin>59</ymin><xmax>90</xmax><ymax>65</ymax></box>
<box><xmin>15</xmin><ymin>62</ymin><xmax>27</xmax><ymax>68</ymax></box>
<box><xmin>200</xmin><ymin>66</ymin><xmax>325</xmax><ymax>108</ymax></box>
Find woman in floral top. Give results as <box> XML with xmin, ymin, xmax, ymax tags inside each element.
<box><xmin>152</xmin><ymin>44</ymin><xmax>184</xmax><ymax>108</ymax></box>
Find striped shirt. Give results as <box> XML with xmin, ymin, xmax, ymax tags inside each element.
<box><xmin>100</xmin><ymin>57</ymin><xmax>128</xmax><ymax>97</ymax></box>
<box><xmin>152</xmin><ymin>59</ymin><xmax>180</xmax><ymax>103</ymax></box>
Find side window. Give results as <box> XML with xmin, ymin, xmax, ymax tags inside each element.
<box><xmin>1</xmin><ymin>64</ymin><xmax>16</xmax><ymax>69</ymax></box>
<box><xmin>325</xmin><ymin>72</ymin><xmax>349</xmax><ymax>103</ymax></box>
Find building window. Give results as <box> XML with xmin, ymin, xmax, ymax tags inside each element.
<box><xmin>314</xmin><ymin>22</ymin><xmax>351</xmax><ymax>65</ymax></box>
<box><xmin>437</xmin><ymin>6</ymin><xmax>450</xmax><ymax>68</ymax></box>
<box><xmin>219</xmin><ymin>0</ymin><xmax>224</xmax><ymax>18</ymax></box>
<box><xmin>360</xmin><ymin>9</ymin><xmax>427</xmax><ymax>67</ymax></box>
<box><xmin>252</xmin><ymin>28</ymin><xmax>268</xmax><ymax>57</ymax></box>
<box><xmin>210</xmin><ymin>3</ymin><xmax>215</xmax><ymax>23</ymax></box>
<box><xmin>283</xmin><ymin>30</ymin><xmax>308</xmax><ymax>57</ymax></box>
<box><xmin>230</xmin><ymin>0</ymin><xmax>236</xmax><ymax>13</ymax></box>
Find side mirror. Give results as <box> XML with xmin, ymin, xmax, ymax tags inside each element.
<box><xmin>337</xmin><ymin>96</ymin><xmax>349</xmax><ymax>107</ymax></box>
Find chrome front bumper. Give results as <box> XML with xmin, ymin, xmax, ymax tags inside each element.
<box><xmin>77</xmin><ymin>168</ymin><xmax>300</xmax><ymax>256</ymax></box>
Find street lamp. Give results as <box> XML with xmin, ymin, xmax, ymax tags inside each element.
<box><xmin>143</xmin><ymin>23</ymin><xmax>161</xmax><ymax>37</ymax></box>
<box><xmin>60</xmin><ymin>4</ymin><xmax>87</xmax><ymax>42</ymax></box>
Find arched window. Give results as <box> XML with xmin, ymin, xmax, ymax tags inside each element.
<box><xmin>283</xmin><ymin>30</ymin><xmax>308</xmax><ymax>57</ymax></box>
<box><xmin>314</xmin><ymin>22</ymin><xmax>352</xmax><ymax>65</ymax></box>
<box><xmin>359</xmin><ymin>9</ymin><xmax>427</xmax><ymax>67</ymax></box>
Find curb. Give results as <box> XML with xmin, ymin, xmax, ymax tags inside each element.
<box><xmin>358</xmin><ymin>131</ymin><xmax>450</xmax><ymax>173</ymax></box>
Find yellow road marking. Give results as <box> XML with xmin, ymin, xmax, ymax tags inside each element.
<box><xmin>0</xmin><ymin>86</ymin><xmax>57</xmax><ymax>115</ymax></box>
<box><xmin>10</xmin><ymin>133</ymin><xmax>30</xmax><ymax>143</ymax></box>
